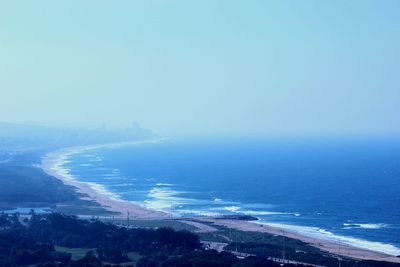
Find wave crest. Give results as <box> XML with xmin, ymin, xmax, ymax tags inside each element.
<box><xmin>343</xmin><ymin>223</ymin><xmax>388</xmax><ymax>229</ymax></box>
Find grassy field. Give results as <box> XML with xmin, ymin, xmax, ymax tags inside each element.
<box><xmin>55</xmin><ymin>246</ymin><xmax>141</xmax><ymax>265</ymax></box>
<box><xmin>0</xmin><ymin>151</ymin><xmax>114</xmax><ymax>215</ymax></box>
<box><xmin>54</xmin><ymin>246</ymin><xmax>96</xmax><ymax>261</ymax></box>
<box><xmin>101</xmin><ymin>218</ymin><xmax>198</xmax><ymax>232</ymax></box>
<box><xmin>192</xmin><ymin>223</ymin><xmax>347</xmax><ymax>267</ymax></box>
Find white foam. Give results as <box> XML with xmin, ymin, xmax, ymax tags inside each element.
<box><xmin>44</xmin><ymin>138</ymin><xmax>168</xmax><ymax>212</ymax></box>
<box><xmin>175</xmin><ymin>209</ymin><xmax>221</xmax><ymax>217</ymax></box>
<box><xmin>239</xmin><ymin>210</ymin><xmax>300</xmax><ymax>216</ymax></box>
<box><xmin>111</xmin><ymin>183</ymin><xmax>136</xmax><ymax>187</ymax></box>
<box><xmin>48</xmin><ymin>138</ymin><xmax>168</xmax><ymax>164</ymax></box>
<box><xmin>258</xmin><ymin>222</ymin><xmax>400</xmax><ymax>256</ymax></box>
<box><xmin>343</xmin><ymin>223</ymin><xmax>388</xmax><ymax>229</ymax></box>
<box><xmin>218</xmin><ymin>206</ymin><xmax>299</xmax><ymax>217</ymax></box>
<box><xmin>144</xmin><ymin>187</ymin><xmax>193</xmax><ymax>212</ymax></box>
<box><xmin>85</xmin><ymin>182</ymin><xmax>121</xmax><ymax>200</ymax></box>
<box><xmin>156</xmin><ymin>183</ymin><xmax>173</xmax><ymax>186</ymax></box>
<box><xmin>224</xmin><ymin>206</ymin><xmax>241</xmax><ymax>212</ymax></box>
<box><xmin>44</xmin><ymin>139</ymin><xmax>400</xmax><ymax>256</ymax></box>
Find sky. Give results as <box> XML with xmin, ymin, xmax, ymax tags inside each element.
<box><xmin>0</xmin><ymin>0</ymin><xmax>399</xmax><ymax>136</ymax></box>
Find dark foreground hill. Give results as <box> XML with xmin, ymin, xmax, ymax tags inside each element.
<box><xmin>0</xmin><ymin>212</ymin><xmax>290</xmax><ymax>267</ymax></box>
<box><xmin>0</xmin><ymin>212</ymin><xmax>399</xmax><ymax>267</ymax></box>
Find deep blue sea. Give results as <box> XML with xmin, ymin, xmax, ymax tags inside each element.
<box><xmin>62</xmin><ymin>137</ymin><xmax>400</xmax><ymax>255</ymax></box>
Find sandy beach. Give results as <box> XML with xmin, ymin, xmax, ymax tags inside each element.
<box><xmin>40</xmin><ymin>139</ymin><xmax>169</xmax><ymax>219</ymax></box>
<box><xmin>198</xmin><ymin>218</ymin><xmax>400</xmax><ymax>263</ymax></box>
<box><xmin>40</xmin><ymin>141</ymin><xmax>400</xmax><ymax>263</ymax></box>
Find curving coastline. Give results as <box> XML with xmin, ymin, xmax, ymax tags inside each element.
<box><xmin>40</xmin><ymin>140</ymin><xmax>400</xmax><ymax>263</ymax></box>
<box><xmin>202</xmin><ymin>218</ymin><xmax>400</xmax><ymax>263</ymax></box>
<box><xmin>40</xmin><ymin>139</ymin><xmax>169</xmax><ymax>219</ymax></box>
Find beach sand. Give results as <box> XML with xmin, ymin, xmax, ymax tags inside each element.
<box><xmin>197</xmin><ymin>218</ymin><xmax>400</xmax><ymax>263</ymax></box>
<box><xmin>40</xmin><ymin>140</ymin><xmax>168</xmax><ymax>219</ymax></box>
<box><xmin>40</xmin><ymin>142</ymin><xmax>400</xmax><ymax>263</ymax></box>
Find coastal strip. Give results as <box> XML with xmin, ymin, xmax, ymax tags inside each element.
<box><xmin>40</xmin><ymin>140</ymin><xmax>400</xmax><ymax>263</ymax></box>
<box><xmin>40</xmin><ymin>139</ymin><xmax>169</xmax><ymax>219</ymax></box>
<box><xmin>198</xmin><ymin>218</ymin><xmax>400</xmax><ymax>263</ymax></box>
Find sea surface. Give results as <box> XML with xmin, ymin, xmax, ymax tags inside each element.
<box><xmin>61</xmin><ymin>137</ymin><xmax>400</xmax><ymax>255</ymax></box>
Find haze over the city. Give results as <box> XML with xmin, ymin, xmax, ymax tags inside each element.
<box><xmin>1</xmin><ymin>0</ymin><xmax>399</xmax><ymax>136</ymax></box>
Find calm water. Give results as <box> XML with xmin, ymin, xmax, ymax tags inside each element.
<box><xmin>63</xmin><ymin>137</ymin><xmax>400</xmax><ymax>255</ymax></box>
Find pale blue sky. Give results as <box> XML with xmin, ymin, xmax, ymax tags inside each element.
<box><xmin>0</xmin><ymin>1</ymin><xmax>399</xmax><ymax>136</ymax></box>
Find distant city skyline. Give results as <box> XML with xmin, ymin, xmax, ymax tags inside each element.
<box><xmin>1</xmin><ymin>1</ymin><xmax>399</xmax><ymax>136</ymax></box>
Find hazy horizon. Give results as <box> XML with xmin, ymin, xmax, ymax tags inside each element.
<box><xmin>1</xmin><ymin>1</ymin><xmax>399</xmax><ymax>137</ymax></box>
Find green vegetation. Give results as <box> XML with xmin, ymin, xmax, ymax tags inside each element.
<box><xmin>0</xmin><ymin>212</ymin><xmax>291</xmax><ymax>266</ymax></box>
<box><xmin>0</xmin><ymin>151</ymin><xmax>111</xmax><ymax>215</ymax></box>
<box><xmin>107</xmin><ymin>218</ymin><xmax>197</xmax><ymax>232</ymax></box>
<box><xmin>193</xmin><ymin>223</ymin><xmax>400</xmax><ymax>267</ymax></box>
<box><xmin>0</xmin><ymin>212</ymin><xmax>200</xmax><ymax>266</ymax></box>
<box><xmin>1</xmin><ymin>148</ymin><xmax>399</xmax><ymax>266</ymax></box>
<box><xmin>55</xmin><ymin>246</ymin><xmax>96</xmax><ymax>261</ymax></box>
<box><xmin>1</xmin><ymin>210</ymin><xmax>399</xmax><ymax>266</ymax></box>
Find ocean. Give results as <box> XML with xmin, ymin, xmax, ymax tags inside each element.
<box><xmin>61</xmin><ymin>137</ymin><xmax>400</xmax><ymax>255</ymax></box>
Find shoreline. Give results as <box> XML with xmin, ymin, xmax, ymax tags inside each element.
<box><xmin>40</xmin><ymin>139</ymin><xmax>169</xmax><ymax>219</ymax></box>
<box><xmin>40</xmin><ymin>140</ymin><xmax>400</xmax><ymax>263</ymax></box>
<box><xmin>199</xmin><ymin>218</ymin><xmax>400</xmax><ymax>263</ymax></box>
